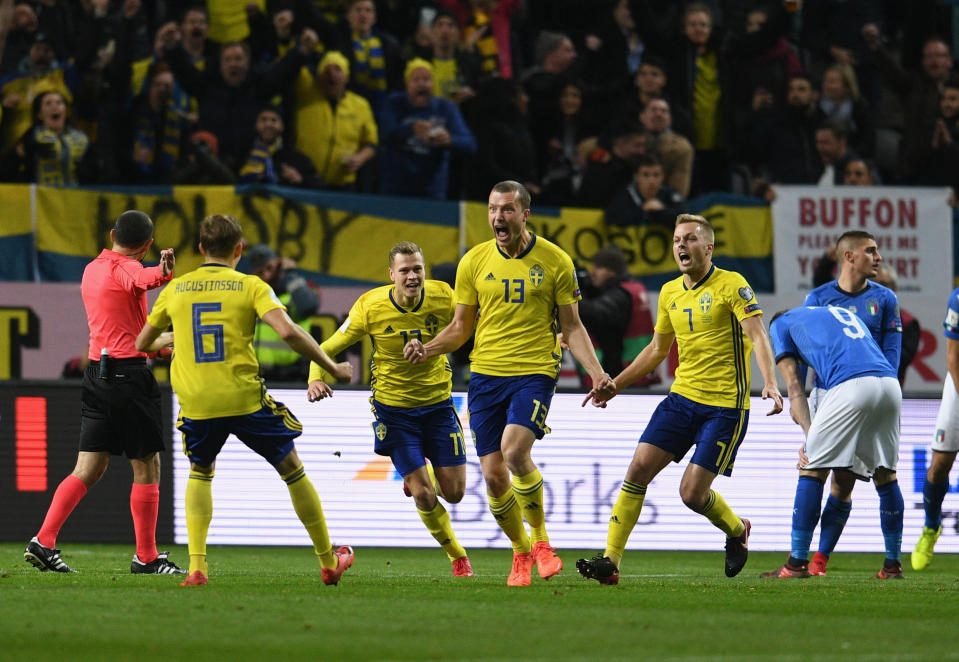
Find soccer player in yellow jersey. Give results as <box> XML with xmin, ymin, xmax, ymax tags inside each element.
<box><xmin>136</xmin><ymin>214</ymin><xmax>355</xmax><ymax>588</ymax></box>
<box><xmin>577</xmin><ymin>214</ymin><xmax>783</xmax><ymax>585</ymax></box>
<box><xmin>404</xmin><ymin>181</ymin><xmax>617</xmax><ymax>586</ymax></box>
<box><xmin>306</xmin><ymin>241</ymin><xmax>474</xmax><ymax>577</ymax></box>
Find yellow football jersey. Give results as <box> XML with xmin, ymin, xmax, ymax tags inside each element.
<box><xmin>655</xmin><ymin>265</ymin><xmax>762</xmax><ymax>409</ymax></box>
<box><xmin>147</xmin><ymin>264</ymin><xmax>285</xmax><ymax>419</ymax></box>
<box><xmin>308</xmin><ymin>280</ymin><xmax>455</xmax><ymax>407</ymax></box>
<box><xmin>456</xmin><ymin>235</ymin><xmax>580</xmax><ymax>378</ymax></box>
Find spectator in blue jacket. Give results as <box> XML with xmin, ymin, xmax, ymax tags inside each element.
<box><xmin>378</xmin><ymin>58</ymin><xmax>476</xmax><ymax>199</ymax></box>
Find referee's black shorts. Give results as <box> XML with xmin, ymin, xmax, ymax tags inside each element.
<box><xmin>78</xmin><ymin>358</ymin><xmax>165</xmax><ymax>458</ymax></box>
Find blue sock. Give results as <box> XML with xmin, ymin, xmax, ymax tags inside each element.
<box><xmin>817</xmin><ymin>495</ymin><xmax>852</xmax><ymax>557</ymax></box>
<box><xmin>790</xmin><ymin>476</ymin><xmax>824</xmax><ymax>561</ymax></box>
<box><xmin>922</xmin><ymin>478</ymin><xmax>949</xmax><ymax>530</ymax></box>
<box><xmin>876</xmin><ymin>480</ymin><xmax>904</xmax><ymax>563</ymax></box>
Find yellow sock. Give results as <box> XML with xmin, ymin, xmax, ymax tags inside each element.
<box><xmin>699</xmin><ymin>489</ymin><xmax>745</xmax><ymax>537</ymax></box>
<box><xmin>487</xmin><ymin>489</ymin><xmax>531</xmax><ymax>554</ymax></box>
<box><xmin>426</xmin><ymin>462</ymin><xmax>445</xmax><ymax>500</ymax></box>
<box><xmin>604</xmin><ymin>480</ymin><xmax>646</xmax><ymax>568</ymax></box>
<box><xmin>512</xmin><ymin>469</ymin><xmax>548</xmax><ymax>543</ymax></box>
<box><xmin>283</xmin><ymin>464</ymin><xmax>335</xmax><ymax>569</ymax></box>
<box><xmin>417</xmin><ymin>502</ymin><xmax>467</xmax><ymax>561</ymax></box>
<box><xmin>185</xmin><ymin>469</ymin><xmax>213</xmax><ymax>575</ymax></box>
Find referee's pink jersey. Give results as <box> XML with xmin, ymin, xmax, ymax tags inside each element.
<box><xmin>81</xmin><ymin>249</ymin><xmax>173</xmax><ymax>360</ymax></box>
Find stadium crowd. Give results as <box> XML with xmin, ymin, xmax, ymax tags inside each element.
<box><xmin>1</xmin><ymin>0</ymin><xmax>958</xmax><ymax>208</ymax></box>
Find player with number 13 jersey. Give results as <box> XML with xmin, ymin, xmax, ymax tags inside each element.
<box><xmin>456</xmin><ymin>234</ymin><xmax>579</xmax><ymax>379</ymax></box>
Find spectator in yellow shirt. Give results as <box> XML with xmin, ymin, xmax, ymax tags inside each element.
<box><xmin>293</xmin><ymin>50</ymin><xmax>378</xmax><ymax>190</ymax></box>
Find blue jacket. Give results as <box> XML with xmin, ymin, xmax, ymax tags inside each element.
<box><xmin>378</xmin><ymin>92</ymin><xmax>476</xmax><ymax>199</ymax></box>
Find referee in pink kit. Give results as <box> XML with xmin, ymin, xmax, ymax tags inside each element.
<box><xmin>24</xmin><ymin>210</ymin><xmax>185</xmax><ymax>575</ymax></box>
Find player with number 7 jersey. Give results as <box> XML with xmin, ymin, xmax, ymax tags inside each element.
<box><xmin>577</xmin><ymin>214</ymin><xmax>782</xmax><ymax>586</ymax></box>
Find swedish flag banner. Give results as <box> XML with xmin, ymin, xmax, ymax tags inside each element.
<box><xmin>1</xmin><ymin>185</ymin><xmax>774</xmax><ymax>290</ymax></box>
<box><xmin>4</xmin><ymin>184</ymin><xmax>460</xmax><ymax>284</ymax></box>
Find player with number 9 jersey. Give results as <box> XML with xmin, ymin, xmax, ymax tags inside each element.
<box><xmin>146</xmin><ymin>262</ymin><xmax>285</xmax><ymax>419</ymax></box>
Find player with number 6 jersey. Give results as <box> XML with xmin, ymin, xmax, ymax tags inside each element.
<box><xmin>138</xmin><ymin>214</ymin><xmax>354</xmax><ymax>588</ymax></box>
<box><xmin>307</xmin><ymin>241</ymin><xmax>474</xmax><ymax>578</ymax></box>
<box><xmin>147</xmin><ymin>250</ymin><xmax>285</xmax><ymax>420</ymax></box>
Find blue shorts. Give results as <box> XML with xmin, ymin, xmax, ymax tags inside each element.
<box><xmin>176</xmin><ymin>395</ymin><xmax>302</xmax><ymax>467</ymax></box>
<box><xmin>639</xmin><ymin>392</ymin><xmax>749</xmax><ymax>477</ymax></box>
<box><xmin>371</xmin><ymin>398</ymin><xmax>467</xmax><ymax>477</ymax></box>
<box><xmin>468</xmin><ymin>373</ymin><xmax>557</xmax><ymax>457</ymax></box>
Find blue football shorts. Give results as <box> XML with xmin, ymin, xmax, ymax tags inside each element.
<box><xmin>467</xmin><ymin>373</ymin><xmax>557</xmax><ymax>457</ymax></box>
<box><xmin>176</xmin><ymin>394</ymin><xmax>302</xmax><ymax>467</ymax></box>
<box><xmin>639</xmin><ymin>392</ymin><xmax>749</xmax><ymax>477</ymax></box>
<box><xmin>370</xmin><ymin>398</ymin><xmax>467</xmax><ymax>477</ymax></box>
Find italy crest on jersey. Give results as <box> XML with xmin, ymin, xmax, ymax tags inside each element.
<box><xmin>529</xmin><ymin>264</ymin><xmax>545</xmax><ymax>287</ymax></box>
<box><xmin>867</xmin><ymin>299</ymin><xmax>879</xmax><ymax>316</ymax></box>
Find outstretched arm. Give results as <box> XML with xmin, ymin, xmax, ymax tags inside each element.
<box><xmin>557</xmin><ymin>302</ymin><xmax>614</xmax><ymax>394</ymax></box>
<box><xmin>777</xmin><ymin>356</ymin><xmax>810</xmax><ymax>435</ymax></box>
<box><xmin>405</xmin><ymin>303</ymin><xmax>477</xmax><ymax>363</ymax></box>
<box><xmin>741</xmin><ymin>315</ymin><xmax>783</xmax><ymax>415</ymax></box>
<box><xmin>583</xmin><ymin>330</ymin><xmax>673</xmax><ymax>407</ymax></box>
<box><xmin>262</xmin><ymin>308</ymin><xmax>352</xmax><ymax>381</ymax></box>
<box><xmin>135</xmin><ymin>324</ymin><xmax>172</xmax><ymax>353</ymax></box>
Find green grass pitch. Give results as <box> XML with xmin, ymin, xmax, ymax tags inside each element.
<box><xmin>2</xmin><ymin>544</ymin><xmax>958</xmax><ymax>662</ymax></box>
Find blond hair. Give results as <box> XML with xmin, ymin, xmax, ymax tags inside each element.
<box><xmin>675</xmin><ymin>213</ymin><xmax>714</xmax><ymax>243</ymax></box>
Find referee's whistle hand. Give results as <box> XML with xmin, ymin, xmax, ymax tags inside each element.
<box><xmin>160</xmin><ymin>248</ymin><xmax>175</xmax><ymax>276</ymax></box>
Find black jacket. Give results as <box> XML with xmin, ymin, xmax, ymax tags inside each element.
<box><xmin>163</xmin><ymin>43</ymin><xmax>309</xmax><ymax>171</ymax></box>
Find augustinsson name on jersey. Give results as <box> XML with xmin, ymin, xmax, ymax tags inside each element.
<box><xmin>174</xmin><ymin>280</ymin><xmax>245</xmax><ymax>293</ymax></box>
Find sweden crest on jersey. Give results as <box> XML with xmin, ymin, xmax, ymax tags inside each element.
<box><xmin>699</xmin><ymin>291</ymin><xmax>713</xmax><ymax>313</ymax></box>
<box><xmin>529</xmin><ymin>264</ymin><xmax>545</xmax><ymax>287</ymax></box>
<box><xmin>425</xmin><ymin>313</ymin><xmax>439</xmax><ymax>335</ymax></box>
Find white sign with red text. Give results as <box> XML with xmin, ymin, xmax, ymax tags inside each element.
<box><xmin>771</xmin><ymin>186</ymin><xmax>953</xmax><ymax>395</ymax></box>
<box><xmin>771</xmin><ymin>185</ymin><xmax>951</xmax><ymax>294</ymax></box>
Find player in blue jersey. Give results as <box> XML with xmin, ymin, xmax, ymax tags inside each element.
<box><xmin>802</xmin><ymin>230</ymin><xmax>902</xmax><ymax>575</ymax></box>
<box><xmin>761</xmin><ymin>306</ymin><xmax>904</xmax><ymax>579</ymax></box>
<box><xmin>911</xmin><ymin>287</ymin><xmax>959</xmax><ymax>570</ymax></box>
